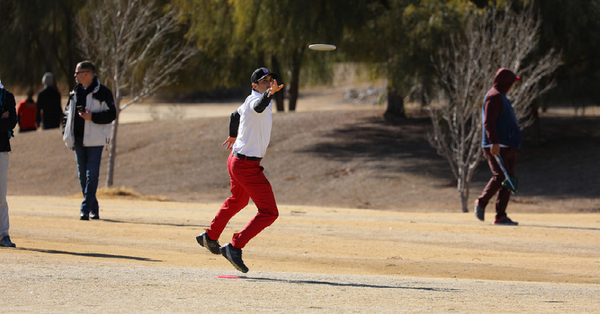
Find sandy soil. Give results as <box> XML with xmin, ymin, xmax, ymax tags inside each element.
<box><xmin>7</xmin><ymin>103</ymin><xmax>600</xmax><ymax>213</ymax></box>
<box><xmin>4</xmin><ymin>78</ymin><xmax>600</xmax><ymax>312</ymax></box>
<box><xmin>1</xmin><ymin>196</ymin><xmax>599</xmax><ymax>313</ymax></box>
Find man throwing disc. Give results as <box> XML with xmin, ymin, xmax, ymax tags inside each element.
<box><xmin>196</xmin><ymin>67</ymin><xmax>284</xmax><ymax>273</ymax></box>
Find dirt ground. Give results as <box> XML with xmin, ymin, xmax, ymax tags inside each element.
<box><xmin>3</xmin><ymin>83</ymin><xmax>600</xmax><ymax>313</ymax></box>
<box><xmin>2</xmin><ymin>196</ymin><xmax>599</xmax><ymax>313</ymax></box>
<box><xmin>6</xmin><ymin>87</ymin><xmax>600</xmax><ymax>213</ymax></box>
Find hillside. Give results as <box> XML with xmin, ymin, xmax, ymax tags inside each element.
<box><xmin>7</xmin><ymin>102</ymin><xmax>599</xmax><ymax>213</ymax></box>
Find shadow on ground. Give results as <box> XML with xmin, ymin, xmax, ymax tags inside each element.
<box><xmin>242</xmin><ymin>276</ymin><xmax>460</xmax><ymax>292</ymax></box>
<box><xmin>19</xmin><ymin>247</ymin><xmax>162</xmax><ymax>262</ymax></box>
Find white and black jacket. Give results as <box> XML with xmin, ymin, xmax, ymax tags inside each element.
<box><xmin>62</xmin><ymin>77</ymin><xmax>116</xmax><ymax>148</ymax></box>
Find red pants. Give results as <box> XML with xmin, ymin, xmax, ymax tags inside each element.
<box><xmin>477</xmin><ymin>147</ymin><xmax>517</xmax><ymax>219</ymax></box>
<box><xmin>206</xmin><ymin>153</ymin><xmax>278</xmax><ymax>249</ymax></box>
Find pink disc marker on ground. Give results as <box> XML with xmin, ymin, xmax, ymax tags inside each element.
<box><xmin>216</xmin><ymin>275</ymin><xmax>240</xmax><ymax>279</ymax></box>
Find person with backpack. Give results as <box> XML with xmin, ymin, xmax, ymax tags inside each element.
<box><xmin>0</xmin><ymin>78</ymin><xmax>18</xmax><ymax>247</ymax></box>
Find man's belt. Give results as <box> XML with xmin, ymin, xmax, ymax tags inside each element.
<box><xmin>233</xmin><ymin>152</ymin><xmax>262</xmax><ymax>161</ymax></box>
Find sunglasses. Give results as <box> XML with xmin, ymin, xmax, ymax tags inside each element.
<box><xmin>258</xmin><ymin>78</ymin><xmax>274</xmax><ymax>84</ymax></box>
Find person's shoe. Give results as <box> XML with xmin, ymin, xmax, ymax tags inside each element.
<box><xmin>220</xmin><ymin>243</ymin><xmax>249</xmax><ymax>273</ymax></box>
<box><xmin>196</xmin><ymin>232</ymin><xmax>221</xmax><ymax>255</ymax></box>
<box><xmin>90</xmin><ymin>213</ymin><xmax>100</xmax><ymax>220</ymax></box>
<box><xmin>474</xmin><ymin>200</ymin><xmax>485</xmax><ymax>221</ymax></box>
<box><xmin>493</xmin><ymin>216</ymin><xmax>518</xmax><ymax>226</ymax></box>
<box><xmin>0</xmin><ymin>236</ymin><xmax>16</xmax><ymax>248</ymax></box>
<box><xmin>80</xmin><ymin>213</ymin><xmax>89</xmax><ymax>220</ymax></box>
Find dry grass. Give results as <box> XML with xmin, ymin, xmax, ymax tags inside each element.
<box><xmin>67</xmin><ymin>186</ymin><xmax>170</xmax><ymax>201</ymax></box>
<box><xmin>7</xmin><ymin>106</ymin><xmax>600</xmax><ymax>213</ymax></box>
<box><xmin>95</xmin><ymin>186</ymin><xmax>171</xmax><ymax>201</ymax></box>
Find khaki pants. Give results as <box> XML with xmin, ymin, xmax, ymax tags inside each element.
<box><xmin>0</xmin><ymin>152</ymin><xmax>9</xmax><ymax>238</ymax></box>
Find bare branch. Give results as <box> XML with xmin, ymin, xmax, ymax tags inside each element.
<box><xmin>427</xmin><ymin>2</ymin><xmax>562</xmax><ymax>212</ymax></box>
<box><xmin>76</xmin><ymin>0</ymin><xmax>198</xmax><ymax>187</ymax></box>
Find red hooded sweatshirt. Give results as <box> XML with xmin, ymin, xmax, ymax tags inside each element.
<box><xmin>483</xmin><ymin>68</ymin><xmax>520</xmax><ymax>145</ymax></box>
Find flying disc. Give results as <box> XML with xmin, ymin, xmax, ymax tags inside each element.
<box><xmin>308</xmin><ymin>44</ymin><xmax>337</xmax><ymax>51</ymax></box>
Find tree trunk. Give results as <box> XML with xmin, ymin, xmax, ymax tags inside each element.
<box><xmin>288</xmin><ymin>49</ymin><xmax>303</xmax><ymax>112</ymax></box>
<box><xmin>530</xmin><ymin>99</ymin><xmax>541</xmax><ymax>146</ymax></box>
<box><xmin>105</xmin><ymin>97</ymin><xmax>120</xmax><ymax>187</ymax></box>
<box><xmin>270</xmin><ymin>55</ymin><xmax>285</xmax><ymax>112</ymax></box>
<box><xmin>458</xmin><ymin>175</ymin><xmax>469</xmax><ymax>213</ymax></box>
<box><xmin>384</xmin><ymin>84</ymin><xmax>405</xmax><ymax>120</ymax></box>
<box><xmin>49</xmin><ymin>1</ymin><xmax>70</xmax><ymax>85</ymax></box>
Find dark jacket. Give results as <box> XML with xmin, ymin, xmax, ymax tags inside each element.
<box><xmin>0</xmin><ymin>88</ymin><xmax>18</xmax><ymax>152</ymax></box>
<box><xmin>481</xmin><ymin>68</ymin><xmax>523</xmax><ymax>149</ymax></box>
<box><xmin>36</xmin><ymin>86</ymin><xmax>63</xmax><ymax>129</ymax></box>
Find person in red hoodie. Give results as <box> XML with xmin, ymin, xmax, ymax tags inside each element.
<box><xmin>475</xmin><ymin>68</ymin><xmax>522</xmax><ymax>226</ymax></box>
<box><xmin>16</xmin><ymin>89</ymin><xmax>37</xmax><ymax>133</ymax></box>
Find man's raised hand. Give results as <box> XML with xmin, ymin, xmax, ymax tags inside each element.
<box><xmin>268</xmin><ymin>79</ymin><xmax>284</xmax><ymax>96</ymax></box>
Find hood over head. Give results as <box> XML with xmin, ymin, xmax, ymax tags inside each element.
<box><xmin>493</xmin><ymin>68</ymin><xmax>520</xmax><ymax>94</ymax></box>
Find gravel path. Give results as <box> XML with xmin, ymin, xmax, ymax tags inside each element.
<box><xmin>3</xmin><ymin>256</ymin><xmax>599</xmax><ymax>314</ymax></box>
<box><xmin>2</xmin><ymin>196</ymin><xmax>599</xmax><ymax>313</ymax></box>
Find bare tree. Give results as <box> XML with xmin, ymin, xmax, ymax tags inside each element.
<box><xmin>428</xmin><ymin>3</ymin><xmax>562</xmax><ymax>212</ymax></box>
<box><xmin>76</xmin><ymin>0</ymin><xmax>197</xmax><ymax>187</ymax></box>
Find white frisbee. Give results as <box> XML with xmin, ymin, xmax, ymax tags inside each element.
<box><xmin>308</xmin><ymin>44</ymin><xmax>337</xmax><ymax>51</ymax></box>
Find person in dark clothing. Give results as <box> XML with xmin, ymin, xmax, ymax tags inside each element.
<box><xmin>0</xmin><ymin>78</ymin><xmax>18</xmax><ymax>247</ymax></box>
<box><xmin>36</xmin><ymin>72</ymin><xmax>63</xmax><ymax>130</ymax></box>
<box><xmin>475</xmin><ymin>68</ymin><xmax>522</xmax><ymax>226</ymax></box>
<box><xmin>62</xmin><ymin>61</ymin><xmax>116</xmax><ymax>220</ymax></box>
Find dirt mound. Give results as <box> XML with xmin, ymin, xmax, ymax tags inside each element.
<box><xmin>7</xmin><ymin>107</ymin><xmax>600</xmax><ymax>213</ymax></box>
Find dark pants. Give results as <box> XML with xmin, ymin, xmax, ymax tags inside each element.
<box><xmin>74</xmin><ymin>143</ymin><xmax>104</xmax><ymax>216</ymax></box>
<box><xmin>207</xmin><ymin>153</ymin><xmax>279</xmax><ymax>249</ymax></box>
<box><xmin>477</xmin><ymin>147</ymin><xmax>516</xmax><ymax>219</ymax></box>
<box><xmin>42</xmin><ymin>122</ymin><xmax>61</xmax><ymax>130</ymax></box>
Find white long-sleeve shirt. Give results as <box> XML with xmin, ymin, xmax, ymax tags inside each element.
<box><xmin>232</xmin><ymin>90</ymin><xmax>273</xmax><ymax>158</ymax></box>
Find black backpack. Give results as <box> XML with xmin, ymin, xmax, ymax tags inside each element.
<box><xmin>0</xmin><ymin>89</ymin><xmax>14</xmax><ymax>139</ymax></box>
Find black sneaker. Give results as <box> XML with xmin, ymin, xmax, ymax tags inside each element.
<box><xmin>90</xmin><ymin>213</ymin><xmax>100</xmax><ymax>220</ymax></box>
<box><xmin>80</xmin><ymin>213</ymin><xmax>89</xmax><ymax>220</ymax></box>
<box><xmin>0</xmin><ymin>236</ymin><xmax>16</xmax><ymax>248</ymax></box>
<box><xmin>196</xmin><ymin>232</ymin><xmax>221</xmax><ymax>255</ymax></box>
<box><xmin>474</xmin><ymin>200</ymin><xmax>485</xmax><ymax>221</ymax></box>
<box><xmin>493</xmin><ymin>216</ymin><xmax>518</xmax><ymax>226</ymax></box>
<box><xmin>220</xmin><ymin>243</ymin><xmax>249</xmax><ymax>273</ymax></box>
